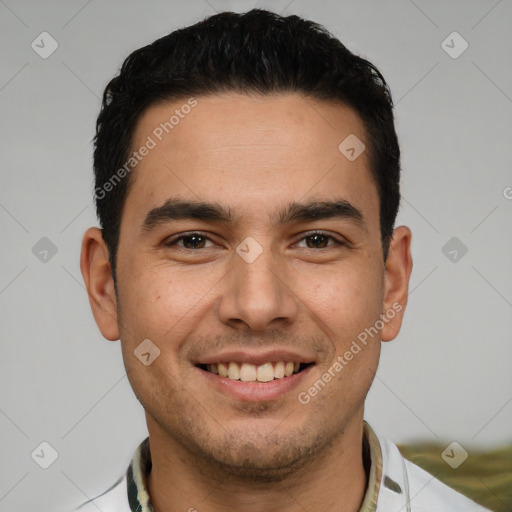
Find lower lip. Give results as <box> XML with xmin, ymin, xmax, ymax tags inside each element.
<box><xmin>197</xmin><ymin>365</ymin><xmax>314</xmax><ymax>402</ymax></box>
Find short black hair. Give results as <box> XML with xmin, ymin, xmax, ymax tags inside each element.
<box><xmin>93</xmin><ymin>8</ymin><xmax>401</xmax><ymax>286</ymax></box>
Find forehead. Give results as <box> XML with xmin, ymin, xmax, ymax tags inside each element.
<box><xmin>124</xmin><ymin>92</ymin><xmax>378</xmax><ymax>229</ymax></box>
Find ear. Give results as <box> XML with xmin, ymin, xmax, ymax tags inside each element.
<box><xmin>381</xmin><ymin>226</ymin><xmax>413</xmax><ymax>342</ymax></box>
<box><xmin>80</xmin><ymin>227</ymin><xmax>120</xmax><ymax>341</ymax></box>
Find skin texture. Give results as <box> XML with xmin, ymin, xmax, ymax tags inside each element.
<box><xmin>81</xmin><ymin>92</ymin><xmax>413</xmax><ymax>512</ymax></box>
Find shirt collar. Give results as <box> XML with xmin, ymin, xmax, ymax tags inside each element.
<box><xmin>126</xmin><ymin>420</ymin><xmax>383</xmax><ymax>512</ymax></box>
<box><xmin>126</xmin><ymin>435</ymin><xmax>153</xmax><ymax>512</ymax></box>
<box><xmin>359</xmin><ymin>420</ymin><xmax>383</xmax><ymax>511</ymax></box>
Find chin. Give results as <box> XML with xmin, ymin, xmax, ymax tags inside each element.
<box><xmin>193</xmin><ymin>428</ymin><xmax>331</xmax><ymax>483</ymax></box>
<box><xmin>147</xmin><ymin>391</ymin><xmax>353</xmax><ymax>482</ymax></box>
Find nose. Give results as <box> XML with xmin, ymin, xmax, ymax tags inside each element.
<box><xmin>215</xmin><ymin>244</ymin><xmax>299</xmax><ymax>332</ymax></box>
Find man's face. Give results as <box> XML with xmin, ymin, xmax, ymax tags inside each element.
<box><xmin>87</xmin><ymin>92</ymin><xmax>409</xmax><ymax>477</ymax></box>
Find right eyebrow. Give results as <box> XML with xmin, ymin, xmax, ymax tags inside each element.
<box><xmin>139</xmin><ymin>199</ymin><xmax>234</xmax><ymax>234</ymax></box>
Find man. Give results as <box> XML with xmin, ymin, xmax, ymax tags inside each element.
<box><xmin>78</xmin><ymin>9</ymin><xmax>490</xmax><ymax>512</ymax></box>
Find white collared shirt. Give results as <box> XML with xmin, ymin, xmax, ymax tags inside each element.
<box><xmin>74</xmin><ymin>421</ymin><xmax>491</xmax><ymax>511</ymax></box>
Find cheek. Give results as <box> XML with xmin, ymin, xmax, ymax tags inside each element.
<box><xmin>117</xmin><ymin>271</ymin><xmax>191</xmax><ymax>399</ymax></box>
<box><xmin>117</xmin><ymin>263</ymin><xmax>218</xmax><ymax>350</ymax></box>
<box><xmin>303</xmin><ymin>262</ymin><xmax>383</xmax><ymax>334</ymax></box>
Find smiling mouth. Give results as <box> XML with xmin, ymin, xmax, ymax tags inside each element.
<box><xmin>198</xmin><ymin>361</ymin><xmax>314</xmax><ymax>383</ymax></box>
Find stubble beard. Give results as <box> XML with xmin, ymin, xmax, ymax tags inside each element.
<box><xmin>147</xmin><ymin>395</ymin><xmax>349</xmax><ymax>484</ymax></box>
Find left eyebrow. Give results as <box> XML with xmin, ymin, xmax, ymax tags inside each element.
<box><xmin>139</xmin><ymin>197</ymin><xmax>367</xmax><ymax>234</ymax></box>
<box><xmin>273</xmin><ymin>199</ymin><xmax>367</xmax><ymax>231</ymax></box>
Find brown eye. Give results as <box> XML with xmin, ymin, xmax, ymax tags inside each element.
<box><xmin>295</xmin><ymin>231</ymin><xmax>344</xmax><ymax>249</ymax></box>
<box><xmin>304</xmin><ymin>233</ymin><xmax>330</xmax><ymax>248</ymax></box>
<box><xmin>165</xmin><ymin>233</ymin><xmax>215</xmax><ymax>249</ymax></box>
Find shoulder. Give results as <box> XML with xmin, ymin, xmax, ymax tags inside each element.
<box><xmin>71</xmin><ymin>474</ymin><xmax>130</xmax><ymax>512</ymax></box>
<box><xmin>377</xmin><ymin>435</ymin><xmax>491</xmax><ymax>512</ymax></box>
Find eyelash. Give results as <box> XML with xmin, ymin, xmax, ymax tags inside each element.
<box><xmin>164</xmin><ymin>230</ymin><xmax>347</xmax><ymax>250</ymax></box>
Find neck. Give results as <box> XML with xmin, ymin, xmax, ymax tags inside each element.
<box><xmin>146</xmin><ymin>413</ymin><xmax>368</xmax><ymax>512</ymax></box>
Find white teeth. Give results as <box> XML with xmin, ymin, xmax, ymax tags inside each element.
<box><xmin>239</xmin><ymin>363</ymin><xmax>257</xmax><ymax>382</ymax></box>
<box><xmin>227</xmin><ymin>361</ymin><xmax>240</xmax><ymax>380</ymax></box>
<box><xmin>218</xmin><ymin>363</ymin><xmax>228</xmax><ymax>377</ymax></box>
<box><xmin>205</xmin><ymin>361</ymin><xmax>307</xmax><ymax>382</ymax></box>
<box><xmin>274</xmin><ymin>361</ymin><xmax>285</xmax><ymax>378</ymax></box>
<box><xmin>256</xmin><ymin>363</ymin><xmax>274</xmax><ymax>382</ymax></box>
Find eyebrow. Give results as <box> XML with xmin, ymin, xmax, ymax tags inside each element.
<box><xmin>139</xmin><ymin>197</ymin><xmax>367</xmax><ymax>234</ymax></box>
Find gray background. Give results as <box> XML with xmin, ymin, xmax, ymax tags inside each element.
<box><xmin>1</xmin><ymin>0</ymin><xmax>511</xmax><ymax>510</ymax></box>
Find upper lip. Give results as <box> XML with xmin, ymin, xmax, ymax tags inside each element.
<box><xmin>194</xmin><ymin>349</ymin><xmax>317</xmax><ymax>366</ymax></box>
